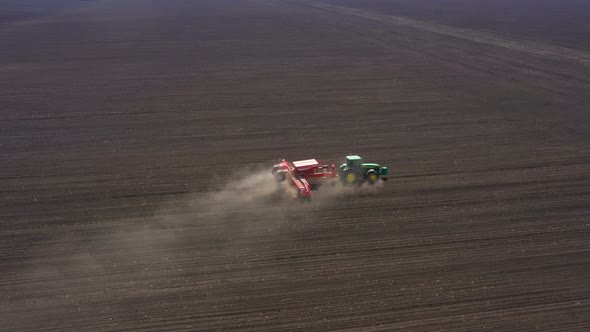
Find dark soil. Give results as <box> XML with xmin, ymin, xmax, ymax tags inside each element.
<box><xmin>2</xmin><ymin>0</ymin><xmax>590</xmax><ymax>330</ymax></box>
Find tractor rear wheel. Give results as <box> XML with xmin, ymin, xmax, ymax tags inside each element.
<box><xmin>343</xmin><ymin>170</ymin><xmax>358</xmax><ymax>185</ymax></box>
<box><xmin>366</xmin><ymin>170</ymin><xmax>379</xmax><ymax>184</ymax></box>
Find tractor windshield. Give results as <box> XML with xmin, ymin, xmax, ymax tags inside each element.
<box><xmin>347</xmin><ymin>157</ymin><xmax>362</xmax><ymax>168</ymax></box>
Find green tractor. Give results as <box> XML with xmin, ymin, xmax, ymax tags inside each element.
<box><xmin>339</xmin><ymin>155</ymin><xmax>388</xmax><ymax>185</ymax></box>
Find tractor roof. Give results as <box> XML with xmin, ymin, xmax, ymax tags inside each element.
<box><xmin>346</xmin><ymin>155</ymin><xmax>362</xmax><ymax>161</ymax></box>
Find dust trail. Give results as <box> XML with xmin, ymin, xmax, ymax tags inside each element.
<box><xmin>8</xmin><ymin>167</ymin><xmax>388</xmax><ymax>328</ymax></box>
<box><xmin>83</xmin><ymin>168</ymin><xmax>387</xmax><ymax>273</ymax></box>
<box><xmin>24</xmin><ymin>168</ymin><xmax>386</xmax><ymax>267</ymax></box>
<box><xmin>19</xmin><ymin>169</ymin><xmax>301</xmax><ymax>280</ymax></box>
<box><xmin>98</xmin><ymin>168</ymin><xmax>303</xmax><ymax>266</ymax></box>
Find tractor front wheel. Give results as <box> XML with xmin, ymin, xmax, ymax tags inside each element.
<box><xmin>366</xmin><ymin>170</ymin><xmax>379</xmax><ymax>184</ymax></box>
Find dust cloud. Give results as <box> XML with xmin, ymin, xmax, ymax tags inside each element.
<box><xmin>16</xmin><ymin>168</ymin><xmax>386</xmax><ymax>306</ymax></box>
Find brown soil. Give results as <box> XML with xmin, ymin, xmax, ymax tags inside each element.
<box><xmin>2</xmin><ymin>0</ymin><xmax>590</xmax><ymax>330</ymax></box>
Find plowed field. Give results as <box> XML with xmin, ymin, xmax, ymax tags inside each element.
<box><xmin>2</xmin><ymin>0</ymin><xmax>590</xmax><ymax>330</ymax></box>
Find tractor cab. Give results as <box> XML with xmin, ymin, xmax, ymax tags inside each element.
<box><xmin>345</xmin><ymin>155</ymin><xmax>362</xmax><ymax>169</ymax></box>
<box><xmin>339</xmin><ymin>155</ymin><xmax>389</xmax><ymax>185</ymax></box>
